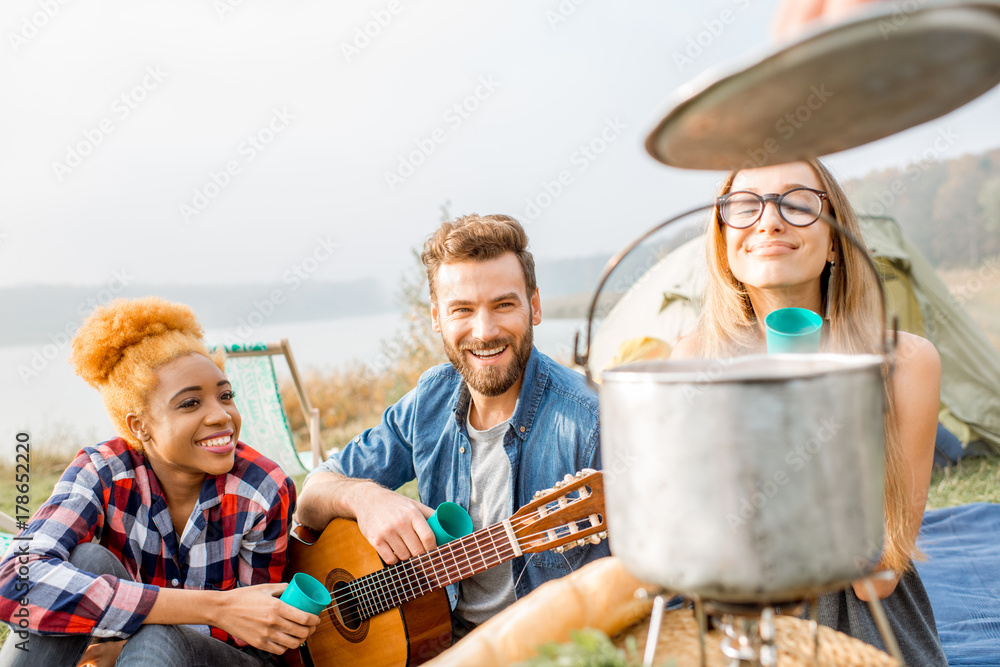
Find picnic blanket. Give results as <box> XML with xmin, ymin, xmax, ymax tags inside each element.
<box><xmin>916</xmin><ymin>503</ymin><xmax>1000</xmax><ymax>666</ymax></box>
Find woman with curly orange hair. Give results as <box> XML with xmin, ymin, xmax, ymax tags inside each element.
<box><xmin>0</xmin><ymin>297</ymin><xmax>318</xmax><ymax>666</ymax></box>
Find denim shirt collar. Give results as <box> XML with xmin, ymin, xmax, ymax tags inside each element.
<box><xmin>451</xmin><ymin>347</ymin><xmax>547</xmax><ymax>441</ymax></box>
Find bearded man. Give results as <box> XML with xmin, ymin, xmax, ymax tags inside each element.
<box><xmin>296</xmin><ymin>214</ymin><xmax>608</xmax><ymax>637</ymax></box>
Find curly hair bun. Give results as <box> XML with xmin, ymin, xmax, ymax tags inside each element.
<box><xmin>71</xmin><ymin>297</ymin><xmax>205</xmax><ymax>389</ymax></box>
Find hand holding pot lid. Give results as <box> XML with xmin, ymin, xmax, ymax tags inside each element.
<box><xmin>646</xmin><ymin>1</ymin><xmax>1000</xmax><ymax>170</ymax></box>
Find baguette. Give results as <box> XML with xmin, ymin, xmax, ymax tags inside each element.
<box><xmin>425</xmin><ymin>556</ymin><xmax>652</xmax><ymax>667</ymax></box>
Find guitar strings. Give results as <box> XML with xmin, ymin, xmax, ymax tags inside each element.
<box><xmin>308</xmin><ymin>522</ymin><xmax>519</xmax><ymax>636</ymax></box>
<box><xmin>316</xmin><ymin>517</ymin><xmax>524</xmax><ymax>620</ymax></box>
<box><xmin>314</xmin><ymin>524</ymin><xmax>517</xmax><ymax>633</ymax></box>
<box><xmin>306</xmin><ymin>499</ymin><xmax>603</xmax><ymax>636</ymax></box>
<box><xmin>319</xmin><ymin>499</ymin><xmax>581</xmax><ymax>610</ymax></box>
<box><xmin>307</xmin><ymin>511</ymin><xmax>604</xmax><ymax>636</ymax></box>
<box><xmin>307</xmin><ymin>519</ymin><xmax>603</xmax><ymax>637</ymax></box>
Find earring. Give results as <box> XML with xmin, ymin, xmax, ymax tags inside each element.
<box><xmin>825</xmin><ymin>261</ymin><xmax>836</xmax><ymax>320</ymax></box>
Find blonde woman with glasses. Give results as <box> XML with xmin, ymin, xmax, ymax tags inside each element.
<box><xmin>672</xmin><ymin>160</ymin><xmax>947</xmax><ymax>667</ymax></box>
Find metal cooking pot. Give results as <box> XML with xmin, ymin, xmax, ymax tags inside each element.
<box><xmin>601</xmin><ymin>354</ymin><xmax>885</xmax><ymax>603</ymax></box>
<box><xmin>574</xmin><ymin>205</ymin><xmax>894</xmax><ymax>603</ymax></box>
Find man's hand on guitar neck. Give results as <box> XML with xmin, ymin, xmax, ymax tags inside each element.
<box><xmin>296</xmin><ymin>471</ymin><xmax>437</xmax><ymax>565</ymax></box>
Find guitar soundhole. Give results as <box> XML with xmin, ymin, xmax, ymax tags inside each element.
<box><xmin>332</xmin><ymin>581</ymin><xmax>363</xmax><ymax>630</ymax></box>
<box><xmin>325</xmin><ymin>568</ymin><xmax>369</xmax><ymax>643</ymax></box>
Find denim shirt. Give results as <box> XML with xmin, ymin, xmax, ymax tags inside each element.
<box><xmin>308</xmin><ymin>347</ymin><xmax>610</xmax><ymax>609</ymax></box>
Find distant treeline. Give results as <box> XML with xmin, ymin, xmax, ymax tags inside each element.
<box><xmin>846</xmin><ymin>146</ymin><xmax>1000</xmax><ymax>267</ymax></box>
<box><xmin>0</xmin><ymin>279</ymin><xmax>391</xmax><ymax>346</ymax></box>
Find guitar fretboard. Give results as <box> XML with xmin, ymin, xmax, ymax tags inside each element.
<box><xmin>344</xmin><ymin>522</ymin><xmax>517</xmax><ymax>620</ymax></box>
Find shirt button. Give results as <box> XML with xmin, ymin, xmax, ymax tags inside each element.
<box><xmin>459</xmin><ymin>447</ymin><xmax>466</xmax><ymax>454</ymax></box>
<box><xmin>171</xmin><ymin>578</ymin><xmax>180</xmax><ymax>587</ymax></box>
<box><xmin>519</xmin><ymin>426</ymin><xmax>525</xmax><ymax>433</ymax></box>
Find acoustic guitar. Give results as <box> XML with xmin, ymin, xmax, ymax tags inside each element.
<box><xmin>281</xmin><ymin>469</ymin><xmax>607</xmax><ymax>667</ymax></box>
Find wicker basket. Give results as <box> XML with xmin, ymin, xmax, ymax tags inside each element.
<box><xmin>615</xmin><ymin>609</ymin><xmax>899</xmax><ymax>667</ymax></box>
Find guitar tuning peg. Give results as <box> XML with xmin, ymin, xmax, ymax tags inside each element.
<box><xmin>533</xmin><ymin>490</ymin><xmax>542</xmax><ymax>499</ymax></box>
<box><xmin>598</xmin><ymin>531</ymin><xmax>608</xmax><ymax>540</ymax></box>
<box><xmin>554</xmin><ymin>546</ymin><xmax>566</xmax><ymax>554</ymax></box>
<box><xmin>581</xmin><ymin>467</ymin><xmax>596</xmax><ymax>475</ymax></box>
<box><xmin>563</xmin><ymin>473</ymin><xmax>574</xmax><ymax>485</ymax></box>
<box><xmin>589</xmin><ymin>535</ymin><xmax>602</xmax><ymax>545</ymax></box>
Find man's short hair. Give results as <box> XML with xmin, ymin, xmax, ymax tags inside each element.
<box><xmin>421</xmin><ymin>214</ymin><xmax>537</xmax><ymax>301</ymax></box>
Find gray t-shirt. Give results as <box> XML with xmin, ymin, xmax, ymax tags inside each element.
<box><xmin>454</xmin><ymin>411</ymin><xmax>516</xmax><ymax>627</ymax></box>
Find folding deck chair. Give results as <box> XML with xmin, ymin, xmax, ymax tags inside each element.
<box><xmin>222</xmin><ymin>340</ymin><xmax>324</xmax><ymax>477</ymax></box>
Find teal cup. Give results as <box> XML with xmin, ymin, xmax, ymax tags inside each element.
<box><xmin>765</xmin><ymin>307</ymin><xmax>823</xmax><ymax>354</ymax></box>
<box><xmin>280</xmin><ymin>572</ymin><xmax>331</xmax><ymax>615</ymax></box>
<box><xmin>427</xmin><ymin>502</ymin><xmax>474</xmax><ymax>546</ymax></box>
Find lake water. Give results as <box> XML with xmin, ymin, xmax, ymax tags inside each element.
<box><xmin>0</xmin><ymin>313</ymin><xmax>588</xmax><ymax>461</ymax></box>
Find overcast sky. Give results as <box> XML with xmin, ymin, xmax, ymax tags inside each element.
<box><xmin>2</xmin><ymin>0</ymin><xmax>999</xmax><ymax>292</ymax></box>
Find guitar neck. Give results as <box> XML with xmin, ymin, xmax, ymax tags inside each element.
<box><xmin>349</xmin><ymin>522</ymin><xmax>517</xmax><ymax>620</ymax></box>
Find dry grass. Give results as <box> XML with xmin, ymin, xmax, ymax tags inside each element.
<box><xmin>927</xmin><ymin>455</ymin><xmax>1000</xmax><ymax>509</ymax></box>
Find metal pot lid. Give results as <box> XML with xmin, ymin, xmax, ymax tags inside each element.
<box><xmin>645</xmin><ymin>1</ymin><xmax>1000</xmax><ymax>170</ymax></box>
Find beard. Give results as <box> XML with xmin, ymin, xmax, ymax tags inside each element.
<box><xmin>443</xmin><ymin>326</ymin><xmax>534</xmax><ymax>397</ymax></box>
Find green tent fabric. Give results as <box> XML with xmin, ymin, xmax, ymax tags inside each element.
<box><xmin>863</xmin><ymin>217</ymin><xmax>1000</xmax><ymax>453</ymax></box>
<box><xmin>223</xmin><ymin>344</ymin><xmax>311</xmax><ymax>477</ymax></box>
<box><xmin>592</xmin><ymin>216</ymin><xmax>1000</xmax><ymax>453</ymax></box>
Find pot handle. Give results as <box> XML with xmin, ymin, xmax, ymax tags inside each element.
<box><xmin>573</xmin><ymin>204</ymin><xmax>897</xmax><ymax>383</ymax></box>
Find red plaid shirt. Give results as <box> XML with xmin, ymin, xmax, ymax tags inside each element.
<box><xmin>0</xmin><ymin>437</ymin><xmax>294</xmax><ymax>645</ymax></box>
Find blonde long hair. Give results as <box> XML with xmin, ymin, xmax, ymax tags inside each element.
<box><xmin>695</xmin><ymin>159</ymin><xmax>915</xmax><ymax>573</ymax></box>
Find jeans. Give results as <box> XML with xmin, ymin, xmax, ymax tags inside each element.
<box><xmin>0</xmin><ymin>543</ymin><xmax>277</xmax><ymax>667</ymax></box>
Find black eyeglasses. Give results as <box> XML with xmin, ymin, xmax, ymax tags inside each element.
<box><xmin>716</xmin><ymin>187</ymin><xmax>830</xmax><ymax>228</ymax></box>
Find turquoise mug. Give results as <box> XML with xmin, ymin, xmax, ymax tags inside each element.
<box><xmin>765</xmin><ymin>307</ymin><xmax>823</xmax><ymax>354</ymax></box>
<box><xmin>427</xmin><ymin>502</ymin><xmax>474</xmax><ymax>546</ymax></box>
<box><xmin>280</xmin><ymin>572</ymin><xmax>331</xmax><ymax>615</ymax></box>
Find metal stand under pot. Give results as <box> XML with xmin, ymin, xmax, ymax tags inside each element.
<box><xmin>573</xmin><ymin>203</ymin><xmax>904</xmax><ymax>666</ymax></box>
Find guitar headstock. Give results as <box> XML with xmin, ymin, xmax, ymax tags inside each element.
<box><xmin>510</xmin><ymin>469</ymin><xmax>607</xmax><ymax>554</ymax></box>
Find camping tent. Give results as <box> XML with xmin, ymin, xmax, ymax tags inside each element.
<box><xmin>590</xmin><ymin>215</ymin><xmax>1000</xmax><ymax>454</ymax></box>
